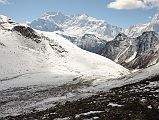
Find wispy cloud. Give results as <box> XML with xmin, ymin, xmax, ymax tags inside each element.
<box><xmin>107</xmin><ymin>0</ymin><xmax>159</xmax><ymax>10</ymax></box>
<box><xmin>0</xmin><ymin>0</ymin><xmax>9</xmax><ymax>4</ymax></box>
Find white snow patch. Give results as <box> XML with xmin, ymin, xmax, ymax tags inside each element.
<box><xmin>107</xmin><ymin>103</ymin><xmax>124</xmax><ymax>107</ymax></box>
<box><xmin>148</xmin><ymin>105</ymin><xmax>152</xmax><ymax>109</ymax></box>
<box><xmin>75</xmin><ymin>111</ymin><xmax>104</xmax><ymax>118</ymax></box>
<box><xmin>125</xmin><ymin>52</ymin><xmax>137</xmax><ymax>63</ymax></box>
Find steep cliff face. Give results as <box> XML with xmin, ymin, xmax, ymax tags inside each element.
<box><xmin>100</xmin><ymin>31</ymin><xmax>159</xmax><ymax>69</ymax></box>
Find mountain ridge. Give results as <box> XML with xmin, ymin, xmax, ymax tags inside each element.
<box><xmin>100</xmin><ymin>31</ymin><xmax>159</xmax><ymax>69</ymax></box>
<box><xmin>29</xmin><ymin>11</ymin><xmax>123</xmax><ymax>40</ymax></box>
<box><xmin>125</xmin><ymin>13</ymin><xmax>159</xmax><ymax>37</ymax></box>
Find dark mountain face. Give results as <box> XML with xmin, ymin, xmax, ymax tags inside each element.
<box><xmin>101</xmin><ymin>33</ymin><xmax>134</xmax><ymax>62</ymax></box>
<box><xmin>100</xmin><ymin>31</ymin><xmax>159</xmax><ymax>69</ymax></box>
<box><xmin>57</xmin><ymin>33</ymin><xmax>107</xmax><ymax>54</ymax></box>
<box><xmin>73</xmin><ymin>34</ymin><xmax>107</xmax><ymax>54</ymax></box>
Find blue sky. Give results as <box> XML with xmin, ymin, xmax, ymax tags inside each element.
<box><xmin>0</xmin><ymin>0</ymin><xmax>158</xmax><ymax>28</ymax></box>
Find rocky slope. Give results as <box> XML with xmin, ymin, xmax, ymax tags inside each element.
<box><xmin>3</xmin><ymin>74</ymin><xmax>159</xmax><ymax>120</ymax></box>
<box><xmin>57</xmin><ymin>33</ymin><xmax>107</xmax><ymax>54</ymax></box>
<box><xmin>98</xmin><ymin>31</ymin><xmax>159</xmax><ymax>69</ymax></box>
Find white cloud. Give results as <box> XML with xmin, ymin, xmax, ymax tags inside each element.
<box><xmin>0</xmin><ymin>0</ymin><xmax>8</xmax><ymax>4</ymax></box>
<box><xmin>107</xmin><ymin>0</ymin><xmax>159</xmax><ymax>10</ymax></box>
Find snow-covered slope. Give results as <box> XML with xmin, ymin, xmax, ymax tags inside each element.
<box><xmin>0</xmin><ymin>15</ymin><xmax>129</xmax><ymax>89</ymax></box>
<box><xmin>126</xmin><ymin>13</ymin><xmax>159</xmax><ymax>37</ymax></box>
<box><xmin>0</xmin><ymin>15</ymin><xmax>16</xmax><ymax>29</ymax></box>
<box><xmin>37</xmin><ymin>31</ymin><xmax>129</xmax><ymax>79</ymax></box>
<box><xmin>29</xmin><ymin>12</ymin><xmax>122</xmax><ymax>40</ymax></box>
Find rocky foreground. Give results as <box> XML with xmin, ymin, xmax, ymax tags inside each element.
<box><xmin>2</xmin><ymin>75</ymin><xmax>159</xmax><ymax>120</ymax></box>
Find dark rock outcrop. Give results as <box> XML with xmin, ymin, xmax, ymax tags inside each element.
<box><xmin>13</xmin><ymin>26</ymin><xmax>41</xmax><ymax>43</ymax></box>
<box><xmin>0</xmin><ymin>42</ymin><xmax>5</xmax><ymax>47</ymax></box>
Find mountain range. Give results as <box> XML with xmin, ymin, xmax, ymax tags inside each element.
<box><xmin>29</xmin><ymin>12</ymin><xmax>159</xmax><ymax>40</ymax></box>
<box><xmin>29</xmin><ymin>12</ymin><xmax>123</xmax><ymax>40</ymax></box>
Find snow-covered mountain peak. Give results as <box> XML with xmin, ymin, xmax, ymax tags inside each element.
<box><xmin>29</xmin><ymin>11</ymin><xmax>122</xmax><ymax>40</ymax></box>
<box><xmin>73</xmin><ymin>14</ymin><xmax>97</xmax><ymax>21</ymax></box>
<box><xmin>151</xmin><ymin>13</ymin><xmax>159</xmax><ymax>23</ymax></box>
<box><xmin>29</xmin><ymin>13</ymin><xmax>64</xmax><ymax>32</ymax></box>
<box><xmin>0</xmin><ymin>15</ymin><xmax>10</xmax><ymax>22</ymax></box>
<box><xmin>43</xmin><ymin>11</ymin><xmax>63</xmax><ymax>16</ymax></box>
<box><xmin>41</xmin><ymin>11</ymin><xmax>70</xmax><ymax>24</ymax></box>
<box><xmin>115</xmin><ymin>33</ymin><xmax>128</xmax><ymax>41</ymax></box>
<box><xmin>76</xmin><ymin>13</ymin><xmax>89</xmax><ymax>18</ymax></box>
<box><xmin>126</xmin><ymin>13</ymin><xmax>159</xmax><ymax>37</ymax></box>
<box><xmin>0</xmin><ymin>15</ymin><xmax>16</xmax><ymax>29</ymax></box>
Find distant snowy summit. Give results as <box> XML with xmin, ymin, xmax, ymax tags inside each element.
<box><xmin>126</xmin><ymin>13</ymin><xmax>159</xmax><ymax>37</ymax></box>
<box><xmin>29</xmin><ymin>12</ymin><xmax>159</xmax><ymax>40</ymax></box>
<box><xmin>29</xmin><ymin>11</ymin><xmax>123</xmax><ymax>40</ymax></box>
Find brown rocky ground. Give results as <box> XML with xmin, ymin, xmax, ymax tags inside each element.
<box><xmin>1</xmin><ymin>75</ymin><xmax>159</xmax><ymax>120</ymax></box>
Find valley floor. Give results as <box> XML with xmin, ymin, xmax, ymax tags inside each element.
<box><xmin>2</xmin><ymin>75</ymin><xmax>159</xmax><ymax>120</ymax></box>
